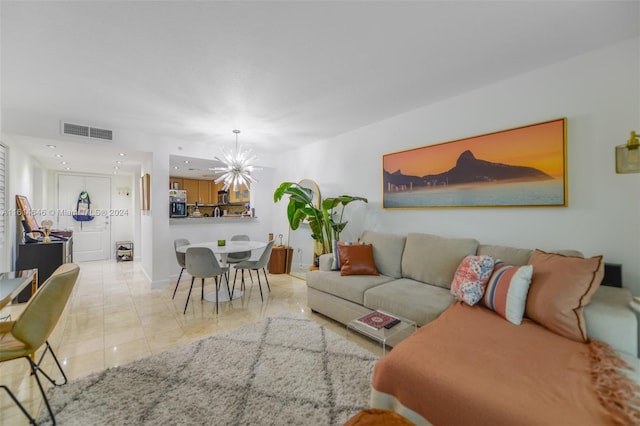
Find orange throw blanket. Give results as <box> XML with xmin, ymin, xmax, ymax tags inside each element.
<box><xmin>372</xmin><ymin>302</ymin><xmax>640</xmax><ymax>425</ymax></box>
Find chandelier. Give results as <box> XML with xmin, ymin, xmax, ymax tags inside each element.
<box><xmin>211</xmin><ymin>130</ymin><xmax>259</xmax><ymax>191</ymax></box>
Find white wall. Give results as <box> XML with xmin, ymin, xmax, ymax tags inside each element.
<box><xmin>275</xmin><ymin>37</ymin><xmax>640</xmax><ymax>295</ymax></box>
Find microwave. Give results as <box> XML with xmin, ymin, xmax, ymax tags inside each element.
<box><xmin>170</xmin><ymin>201</ymin><xmax>187</xmax><ymax>218</ymax></box>
<box><xmin>217</xmin><ymin>191</ymin><xmax>229</xmax><ymax>204</ymax></box>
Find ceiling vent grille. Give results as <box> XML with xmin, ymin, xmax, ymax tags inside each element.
<box><xmin>61</xmin><ymin>122</ymin><xmax>113</xmax><ymax>141</ymax></box>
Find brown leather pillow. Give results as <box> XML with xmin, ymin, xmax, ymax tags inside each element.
<box><xmin>526</xmin><ymin>249</ymin><xmax>604</xmax><ymax>342</ymax></box>
<box><xmin>338</xmin><ymin>243</ymin><xmax>379</xmax><ymax>276</ymax></box>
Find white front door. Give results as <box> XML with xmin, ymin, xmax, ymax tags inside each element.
<box><xmin>58</xmin><ymin>175</ymin><xmax>111</xmax><ymax>262</ymax></box>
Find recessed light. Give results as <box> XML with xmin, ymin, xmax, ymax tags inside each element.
<box><xmin>113</xmin><ymin>171</ymin><xmax>118</xmax><ymax>174</ymax></box>
<box><xmin>114</xmin><ymin>166</ymin><xmax>120</xmax><ymax>170</ymax></box>
<box><xmin>55</xmin><ymin>154</ymin><xmax>63</xmax><ymax>158</ymax></box>
<box><xmin>184</xmin><ymin>160</ymin><xmax>190</xmax><ymax>164</ymax></box>
<box><xmin>173</xmin><ymin>166</ymin><xmax>179</xmax><ymax>170</ymax></box>
<box><xmin>119</xmin><ymin>153</ymin><xmax>126</xmax><ymax>156</ymax></box>
<box><xmin>65</xmin><ymin>167</ymin><xmax>71</xmax><ymax>170</ymax></box>
<box><xmin>47</xmin><ymin>144</ymin><xmax>56</xmax><ymax>149</ymax></box>
<box><xmin>116</xmin><ymin>160</ymin><xmax>122</xmax><ymax>164</ymax></box>
<box><xmin>60</xmin><ymin>161</ymin><xmax>67</xmax><ymax>165</ymax></box>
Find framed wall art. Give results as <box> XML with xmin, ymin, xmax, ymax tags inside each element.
<box><xmin>383</xmin><ymin>118</ymin><xmax>567</xmax><ymax>208</ymax></box>
<box><xmin>141</xmin><ymin>173</ymin><xmax>150</xmax><ymax>211</ymax></box>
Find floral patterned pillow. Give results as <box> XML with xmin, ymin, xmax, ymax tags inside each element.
<box><xmin>450</xmin><ymin>255</ymin><xmax>495</xmax><ymax>305</ymax></box>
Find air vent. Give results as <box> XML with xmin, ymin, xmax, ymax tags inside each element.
<box><xmin>61</xmin><ymin>121</ymin><xmax>113</xmax><ymax>141</ymax></box>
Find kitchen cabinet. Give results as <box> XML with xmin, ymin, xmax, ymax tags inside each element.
<box><xmin>182</xmin><ymin>179</ymin><xmax>199</xmax><ymax>204</ymax></box>
<box><xmin>170</xmin><ymin>177</ymin><xmax>183</xmax><ymax>190</ymax></box>
<box><xmin>198</xmin><ymin>180</ymin><xmax>212</xmax><ymax>204</ymax></box>
<box><xmin>230</xmin><ymin>184</ymin><xmax>250</xmax><ymax>203</ymax></box>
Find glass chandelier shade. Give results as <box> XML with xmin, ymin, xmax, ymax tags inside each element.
<box><xmin>212</xmin><ymin>130</ymin><xmax>259</xmax><ymax>191</ymax></box>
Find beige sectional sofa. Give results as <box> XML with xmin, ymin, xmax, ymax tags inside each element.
<box><xmin>306</xmin><ymin>230</ymin><xmax>639</xmax><ymax>357</ymax></box>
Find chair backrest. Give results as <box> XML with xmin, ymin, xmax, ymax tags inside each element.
<box><xmin>186</xmin><ymin>247</ymin><xmax>225</xmax><ymax>278</ymax></box>
<box><xmin>253</xmin><ymin>240</ymin><xmax>275</xmax><ymax>269</ymax></box>
<box><xmin>228</xmin><ymin>234</ymin><xmax>251</xmax><ymax>260</ymax></box>
<box><xmin>174</xmin><ymin>238</ymin><xmax>190</xmax><ymax>268</ymax></box>
<box><xmin>12</xmin><ymin>263</ymin><xmax>80</xmax><ymax>352</ymax></box>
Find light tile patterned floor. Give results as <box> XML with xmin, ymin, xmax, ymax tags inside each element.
<box><xmin>0</xmin><ymin>260</ymin><xmax>380</xmax><ymax>425</ymax></box>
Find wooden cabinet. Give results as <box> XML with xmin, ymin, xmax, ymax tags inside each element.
<box><xmin>15</xmin><ymin>238</ymin><xmax>72</xmax><ymax>302</ymax></box>
<box><xmin>268</xmin><ymin>246</ymin><xmax>293</xmax><ymax>274</ymax></box>
<box><xmin>230</xmin><ymin>184</ymin><xmax>250</xmax><ymax>204</ymax></box>
<box><xmin>170</xmin><ymin>177</ymin><xmax>183</xmax><ymax>190</ymax></box>
<box><xmin>182</xmin><ymin>179</ymin><xmax>199</xmax><ymax>204</ymax></box>
<box><xmin>198</xmin><ymin>180</ymin><xmax>212</xmax><ymax>204</ymax></box>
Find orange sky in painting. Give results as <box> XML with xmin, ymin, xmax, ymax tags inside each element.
<box><xmin>383</xmin><ymin>119</ymin><xmax>565</xmax><ymax>178</ymax></box>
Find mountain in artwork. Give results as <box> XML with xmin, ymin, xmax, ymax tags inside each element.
<box><xmin>384</xmin><ymin>150</ymin><xmax>553</xmax><ymax>189</ymax></box>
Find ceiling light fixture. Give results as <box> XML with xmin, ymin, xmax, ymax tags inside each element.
<box><xmin>211</xmin><ymin>129</ymin><xmax>259</xmax><ymax>191</ymax></box>
<box><xmin>47</xmin><ymin>145</ymin><xmax>56</xmax><ymax>149</ymax></box>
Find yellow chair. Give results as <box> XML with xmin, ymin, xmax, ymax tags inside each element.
<box><xmin>0</xmin><ymin>263</ymin><xmax>80</xmax><ymax>425</ymax></box>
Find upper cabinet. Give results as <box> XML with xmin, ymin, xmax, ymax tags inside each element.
<box><xmin>169</xmin><ymin>177</ymin><xmax>183</xmax><ymax>190</ymax></box>
<box><xmin>171</xmin><ymin>176</ymin><xmax>248</xmax><ymax>206</ymax></box>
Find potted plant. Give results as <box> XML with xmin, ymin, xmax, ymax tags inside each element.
<box><xmin>274</xmin><ymin>181</ymin><xmax>367</xmax><ymax>257</ymax></box>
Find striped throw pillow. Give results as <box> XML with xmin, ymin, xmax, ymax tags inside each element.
<box><xmin>482</xmin><ymin>261</ymin><xmax>533</xmax><ymax>325</ymax></box>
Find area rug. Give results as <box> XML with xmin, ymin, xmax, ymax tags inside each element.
<box><xmin>40</xmin><ymin>314</ymin><xmax>378</xmax><ymax>425</ymax></box>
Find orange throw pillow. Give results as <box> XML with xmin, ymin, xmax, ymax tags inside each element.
<box><xmin>526</xmin><ymin>249</ymin><xmax>604</xmax><ymax>342</ymax></box>
<box><xmin>338</xmin><ymin>243</ymin><xmax>379</xmax><ymax>276</ymax></box>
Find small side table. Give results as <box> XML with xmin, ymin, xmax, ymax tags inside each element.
<box><xmin>268</xmin><ymin>246</ymin><xmax>293</xmax><ymax>274</ymax></box>
<box><xmin>347</xmin><ymin>311</ymin><xmax>417</xmax><ymax>355</ymax></box>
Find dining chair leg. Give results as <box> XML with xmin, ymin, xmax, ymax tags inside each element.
<box><xmin>233</xmin><ymin>269</ymin><xmax>239</xmax><ymax>292</ymax></box>
<box><xmin>224</xmin><ymin>273</ymin><xmax>232</xmax><ymax>299</ymax></box>
<box><xmin>0</xmin><ymin>384</ymin><xmax>36</xmax><ymax>425</ymax></box>
<box><xmin>214</xmin><ymin>276</ymin><xmax>220</xmax><ymax>315</ymax></box>
<box><xmin>26</xmin><ymin>356</ymin><xmax>56</xmax><ymax>425</ymax></box>
<box><xmin>184</xmin><ymin>277</ymin><xmax>195</xmax><ymax>314</ymax></box>
<box><xmin>33</xmin><ymin>341</ymin><xmax>68</xmax><ymax>386</ymax></box>
<box><xmin>255</xmin><ymin>270</ymin><xmax>264</xmax><ymax>302</ymax></box>
<box><xmin>172</xmin><ymin>267</ymin><xmax>185</xmax><ymax>299</ymax></box>
<box><xmin>262</xmin><ymin>268</ymin><xmax>271</xmax><ymax>292</ymax></box>
<box><xmin>201</xmin><ymin>278</ymin><xmax>205</xmax><ymax>300</ymax></box>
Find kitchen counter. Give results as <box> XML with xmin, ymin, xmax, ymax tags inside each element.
<box><xmin>170</xmin><ymin>216</ymin><xmax>257</xmax><ymax>225</ymax></box>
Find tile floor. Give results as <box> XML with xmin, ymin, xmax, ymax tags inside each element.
<box><xmin>0</xmin><ymin>260</ymin><xmax>380</xmax><ymax>425</ymax></box>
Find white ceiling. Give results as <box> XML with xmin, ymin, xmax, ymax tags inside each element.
<box><xmin>1</xmin><ymin>1</ymin><xmax>638</xmax><ymax>177</ymax></box>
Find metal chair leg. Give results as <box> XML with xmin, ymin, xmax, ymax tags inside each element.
<box><xmin>0</xmin><ymin>384</ymin><xmax>36</xmax><ymax>425</ymax></box>
<box><xmin>201</xmin><ymin>278</ymin><xmax>205</xmax><ymax>300</ymax></box>
<box><xmin>27</xmin><ymin>356</ymin><xmax>56</xmax><ymax>425</ymax></box>
<box><xmin>262</xmin><ymin>268</ymin><xmax>271</xmax><ymax>292</ymax></box>
<box><xmin>34</xmin><ymin>341</ymin><xmax>68</xmax><ymax>387</ymax></box>
<box><xmin>255</xmin><ymin>269</ymin><xmax>264</xmax><ymax>302</ymax></box>
<box><xmin>184</xmin><ymin>277</ymin><xmax>195</xmax><ymax>314</ymax></box>
<box><xmin>214</xmin><ymin>276</ymin><xmax>220</xmax><ymax>314</ymax></box>
<box><xmin>172</xmin><ymin>267</ymin><xmax>185</xmax><ymax>299</ymax></box>
<box><xmin>224</xmin><ymin>273</ymin><xmax>232</xmax><ymax>299</ymax></box>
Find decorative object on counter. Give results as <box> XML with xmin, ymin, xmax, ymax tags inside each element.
<box><xmin>41</xmin><ymin>220</ymin><xmax>53</xmax><ymax>243</ymax></box>
<box><xmin>278</xmin><ymin>233</ymin><xmax>284</xmax><ymax>246</ymax></box>
<box><xmin>269</xmin><ymin>233</ymin><xmax>273</xmax><ymax>241</ymax></box>
<box><xmin>217</xmin><ymin>239</ymin><xmax>226</xmax><ymax>246</ymax></box>
<box><xmin>273</xmin><ymin>180</ymin><xmax>367</xmax><ymax>257</ymax></box>
<box><xmin>214</xmin><ymin>207</ymin><xmax>221</xmax><ymax>217</ymax></box>
<box><xmin>615</xmin><ymin>130</ymin><xmax>640</xmax><ymax>173</ymax></box>
<box><xmin>211</xmin><ymin>129</ymin><xmax>259</xmax><ymax>191</ymax></box>
<box><xmin>192</xmin><ymin>201</ymin><xmax>202</xmax><ymax>217</ymax></box>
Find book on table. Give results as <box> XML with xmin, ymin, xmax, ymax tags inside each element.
<box><xmin>356</xmin><ymin>311</ymin><xmax>401</xmax><ymax>330</ymax></box>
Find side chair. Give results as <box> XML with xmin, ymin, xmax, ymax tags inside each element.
<box><xmin>0</xmin><ymin>263</ymin><xmax>80</xmax><ymax>426</ymax></box>
<box><xmin>232</xmin><ymin>240</ymin><xmax>275</xmax><ymax>302</ymax></box>
<box><xmin>185</xmin><ymin>247</ymin><xmax>231</xmax><ymax>315</ymax></box>
<box><xmin>172</xmin><ymin>238</ymin><xmax>190</xmax><ymax>299</ymax></box>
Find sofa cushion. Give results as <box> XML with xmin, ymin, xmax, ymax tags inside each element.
<box><xmin>450</xmin><ymin>255</ymin><xmax>495</xmax><ymax>306</ymax></box>
<box><xmin>477</xmin><ymin>244</ymin><xmax>533</xmax><ymax>266</ymax></box>
<box><xmin>482</xmin><ymin>261</ymin><xmax>533</xmax><ymax>325</ymax></box>
<box><xmin>364</xmin><ymin>278</ymin><xmax>454</xmax><ymax>326</ymax></box>
<box><xmin>401</xmin><ymin>233</ymin><xmax>479</xmax><ymax>289</ymax></box>
<box><xmin>339</xmin><ymin>243</ymin><xmax>379</xmax><ymax>276</ymax></box>
<box><xmin>360</xmin><ymin>231</ymin><xmax>406</xmax><ymax>279</ymax></box>
<box><xmin>306</xmin><ymin>270</ymin><xmax>395</xmax><ymax>305</ymax></box>
<box><xmin>526</xmin><ymin>249</ymin><xmax>604</xmax><ymax>342</ymax></box>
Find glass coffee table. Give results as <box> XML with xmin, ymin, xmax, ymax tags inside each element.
<box><xmin>347</xmin><ymin>310</ymin><xmax>417</xmax><ymax>355</ymax></box>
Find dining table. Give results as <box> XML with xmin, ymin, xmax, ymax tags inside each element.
<box><xmin>176</xmin><ymin>240</ymin><xmax>268</xmax><ymax>302</ymax></box>
<box><xmin>0</xmin><ymin>269</ymin><xmax>38</xmax><ymax>314</ymax></box>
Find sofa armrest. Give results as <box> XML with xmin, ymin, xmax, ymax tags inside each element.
<box><xmin>584</xmin><ymin>286</ymin><xmax>637</xmax><ymax>357</ymax></box>
<box><xmin>318</xmin><ymin>253</ymin><xmax>335</xmax><ymax>271</ymax></box>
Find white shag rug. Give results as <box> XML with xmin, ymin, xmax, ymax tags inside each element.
<box><xmin>40</xmin><ymin>314</ymin><xmax>378</xmax><ymax>425</ymax></box>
